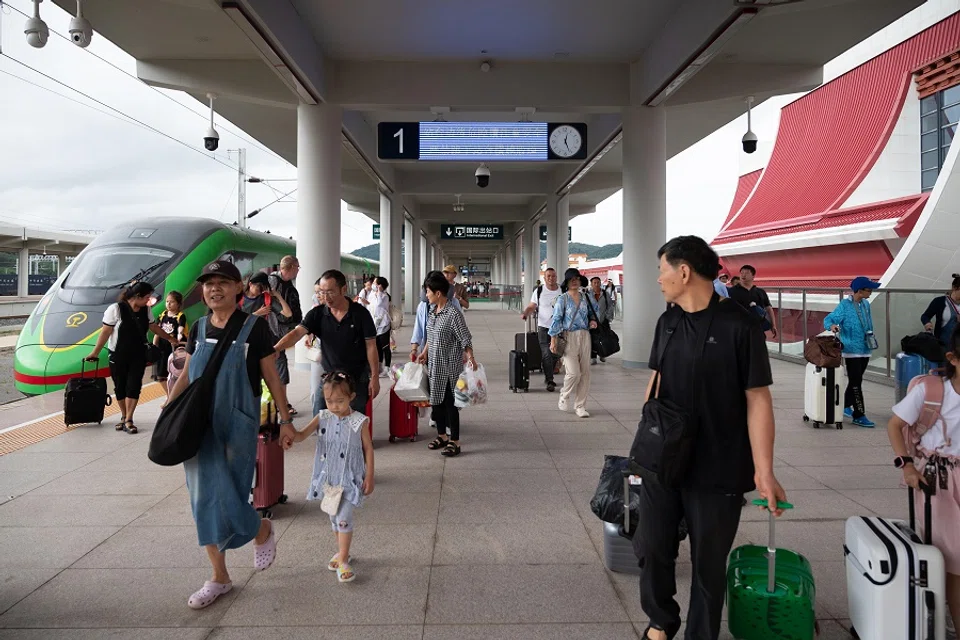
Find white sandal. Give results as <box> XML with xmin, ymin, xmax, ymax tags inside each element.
<box><xmin>337</xmin><ymin>562</ymin><xmax>356</xmax><ymax>583</ymax></box>
<box><xmin>187</xmin><ymin>580</ymin><xmax>232</xmax><ymax>609</ymax></box>
<box><xmin>328</xmin><ymin>553</ymin><xmax>352</xmax><ymax>571</ymax></box>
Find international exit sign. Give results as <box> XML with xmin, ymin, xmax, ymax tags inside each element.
<box><xmin>540</xmin><ymin>226</ymin><xmax>572</xmax><ymax>241</ymax></box>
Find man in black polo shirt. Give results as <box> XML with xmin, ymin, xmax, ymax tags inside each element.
<box><xmin>728</xmin><ymin>264</ymin><xmax>777</xmax><ymax>339</ymax></box>
<box><xmin>636</xmin><ymin>236</ymin><xmax>786</xmax><ymax>640</ymax></box>
<box><xmin>273</xmin><ymin>269</ymin><xmax>380</xmax><ymax>414</ymax></box>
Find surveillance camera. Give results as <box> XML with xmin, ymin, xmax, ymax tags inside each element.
<box><xmin>475</xmin><ymin>163</ymin><xmax>491</xmax><ymax>188</ymax></box>
<box><xmin>742</xmin><ymin>130</ymin><xmax>758</xmax><ymax>154</ymax></box>
<box><xmin>24</xmin><ymin>16</ymin><xmax>49</xmax><ymax>49</ymax></box>
<box><xmin>68</xmin><ymin>14</ymin><xmax>93</xmax><ymax>48</ymax></box>
<box><xmin>204</xmin><ymin>125</ymin><xmax>220</xmax><ymax>152</ymax></box>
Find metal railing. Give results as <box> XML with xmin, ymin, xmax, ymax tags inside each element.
<box><xmin>764</xmin><ymin>286</ymin><xmax>947</xmax><ymax>385</ymax></box>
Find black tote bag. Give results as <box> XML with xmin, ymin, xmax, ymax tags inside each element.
<box><xmin>148</xmin><ymin>313</ymin><xmax>245</xmax><ymax>466</ymax></box>
<box><xmin>592</xmin><ymin>322</ymin><xmax>620</xmax><ymax>358</ymax></box>
<box><xmin>628</xmin><ymin>298</ymin><xmax>716</xmax><ymax>488</ymax></box>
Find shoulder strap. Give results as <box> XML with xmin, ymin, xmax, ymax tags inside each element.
<box><xmin>537</xmin><ymin>285</ymin><xmax>543</xmax><ymax>304</ymax></box>
<box><xmin>264</xmin><ymin>291</ymin><xmax>272</xmax><ymax>307</ymax></box>
<box><xmin>198</xmin><ymin>312</ymin><xmax>247</xmax><ymax>388</ymax></box>
<box><xmin>915</xmin><ymin>375</ymin><xmax>947</xmax><ymax>441</ymax></box>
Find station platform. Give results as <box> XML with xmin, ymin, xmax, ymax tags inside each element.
<box><xmin>0</xmin><ymin>307</ymin><xmax>903</xmax><ymax>639</ymax></box>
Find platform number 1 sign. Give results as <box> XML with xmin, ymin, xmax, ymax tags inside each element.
<box><xmin>378</xmin><ymin>123</ymin><xmax>420</xmax><ymax>160</ymax></box>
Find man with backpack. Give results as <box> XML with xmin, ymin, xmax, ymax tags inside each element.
<box><xmin>269</xmin><ymin>255</ymin><xmax>302</xmax><ymax>415</ymax></box>
<box><xmin>521</xmin><ymin>267</ymin><xmax>562</xmax><ymax>392</ymax></box>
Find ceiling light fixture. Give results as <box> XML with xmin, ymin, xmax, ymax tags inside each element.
<box><xmin>452</xmin><ymin>194</ymin><xmax>465</xmax><ymax>212</ymax></box>
<box><xmin>516</xmin><ymin>107</ymin><xmax>536</xmax><ymax>123</ymax></box>
<box><xmin>431</xmin><ymin>106</ymin><xmax>450</xmax><ymax>122</ymax></box>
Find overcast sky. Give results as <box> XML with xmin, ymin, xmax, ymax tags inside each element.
<box><xmin>0</xmin><ymin>0</ymin><xmax>904</xmax><ymax>254</ymax></box>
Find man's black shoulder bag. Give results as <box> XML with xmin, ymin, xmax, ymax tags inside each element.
<box><xmin>148</xmin><ymin>312</ymin><xmax>246</xmax><ymax>466</ymax></box>
<box><xmin>628</xmin><ymin>297</ymin><xmax>718</xmax><ymax>488</ymax></box>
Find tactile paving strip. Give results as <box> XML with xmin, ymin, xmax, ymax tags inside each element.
<box><xmin>0</xmin><ymin>383</ymin><xmax>166</xmax><ymax>456</ymax></box>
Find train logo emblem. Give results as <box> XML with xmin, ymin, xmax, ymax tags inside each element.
<box><xmin>65</xmin><ymin>312</ymin><xmax>87</xmax><ymax>328</ymax></box>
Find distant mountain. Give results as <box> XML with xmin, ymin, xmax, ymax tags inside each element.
<box><xmin>348</xmin><ymin>241</ymin><xmax>623</xmax><ymax>264</ymax></box>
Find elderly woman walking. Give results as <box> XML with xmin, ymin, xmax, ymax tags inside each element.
<box><xmin>418</xmin><ymin>270</ymin><xmax>476</xmax><ymax>457</ymax></box>
<box><xmin>166</xmin><ymin>260</ymin><xmax>294</xmax><ymax>610</ymax></box>
<box><xmin>549</xmin><ymin>268</ymin><xmax>598</xmax><ymax>418</ymax></box>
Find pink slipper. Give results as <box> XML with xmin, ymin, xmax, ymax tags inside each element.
<box><xmin>187</xmin><ymin>580</ymin><xmax>232</xmax><ymax>609</ymax></box>
<box><xmin>253</xmin><ymin>519</ymin><xmax>276</xmax><ymax>571</ymax></box>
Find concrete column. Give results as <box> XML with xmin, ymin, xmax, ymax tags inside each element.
<box><xmin>17</xmin><ymin>246</ymin><xmax>28</xmax><ymax>297</ymax></box>
<box><xmin>379</xmin><ymin>191</ymin><xmax>403</xmax><ymax>300</ymax></box>
<box><xmin>419</xmin><ymin>234</ymin><xmax>427</xmax><ymax>279</ymax></box>
<box><xmin>556</xmin><ymin>194</ymin><xmax>569</xmax><ymax>272</ymax></box>
<box><xmin>296</xmin><ymin>103</ymin><xmax>342</xmax><ymax>365</ymax></box>
<box><xmin>523</xmin><ymin>223</ymin><xmax>537</xmax><ymax>304</ymax></box>
<box><xmin>516</xmin><ymin>235</ymin><xmax>524</xmax><ymax>288</ymax></box>
<box><xmin>544</xmin><ymin>196</ymin><xmax>558</xmax><ymax>272</ymax></box>
<box><xmin>622</xmin><ymin>106</ymin><xmax>667</xmax><ymax>368</ymax></box>
<box><xmin>405</xmin><ymin>214</ymin><xmax>421</xmax><ymax>314</ymax></box>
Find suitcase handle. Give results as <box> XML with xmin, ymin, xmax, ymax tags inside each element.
<box><xmin>908</xmin><ymin>485</ymin><xmax>934</xmax><ymax>545</ymax></box>
<box><xmin>751</xmin><ymin>499</ymin><xmax>794</xmax><ymax>593</ymax></box>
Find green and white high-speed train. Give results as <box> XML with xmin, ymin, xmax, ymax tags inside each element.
<box><xmin>14</xmin><ymin>217</ymin><xmax>378</xmax><ymax>395</ymax></box>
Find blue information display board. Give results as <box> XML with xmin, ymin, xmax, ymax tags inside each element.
<box><xmin>378</xmin><ymin>122</ymin><xmax>586</xmax><ymax>161</ymax></box>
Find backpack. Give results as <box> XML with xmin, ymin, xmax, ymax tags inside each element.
<box><xmin>901</xmin><ymin>374</ymin><xmax>950</xmax><ymax>457</ymax></box>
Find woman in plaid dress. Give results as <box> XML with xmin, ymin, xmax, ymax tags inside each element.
<box><xmin>417</xmin><ymin>271</ymin><xmax>476</xmax><ymax>457</ymax></box>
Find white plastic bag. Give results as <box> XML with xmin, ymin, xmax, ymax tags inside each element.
<box><xmin>394</xmin><ymin>362</ymin><xmax>430</xmax><ymax>403</ymax></box>
<box><xmin>305</xmin><ymin>342</ymin><xmax>323</xmax><ymax>363</ymax></box>
<box><xmin>463</xmin><ymin>361</ymin><xmax>488</xmax><ymax>405</ymax></box>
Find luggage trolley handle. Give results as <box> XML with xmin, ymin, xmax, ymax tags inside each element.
<box><xmin>622</xmin><ymin>468</ymin><xmax>642</xmax><ymax>534</ymax></box>
<box><xmin>751</xmin><ymin>498</ymin><xmax>795</xmax><ymax>593</ymax></box>
<box><xmin>908</xmin><ymin>484</ymin><xmax>934</xmax><ymax>546</ymax></box>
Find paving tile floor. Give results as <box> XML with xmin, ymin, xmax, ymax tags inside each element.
<box><xmin>0</xmin><ymin>307</ymin><xmax>906</xmax><ymax>638</ymax></box>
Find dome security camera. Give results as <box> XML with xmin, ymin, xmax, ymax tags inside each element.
<box><xmin>742</xmin><ymin>130</ymin><xmax>758</xmax><ymax>154</ymax></box>
<box><xmin>475</xmin><ymin>164</ymin><xmax>491</xmax><ymax>188</ymax></box>
<box><xmin>69</xmin><ymin>1</ymin><xmax>93</xmax><ymax>48</ymax></box>
<box><xmin>24</xmin><ymin>0</ymin><xmax>49</xmax><ymax>49</ymax></box>
<box><xmin>204</xmin><ymin>126</ymin><xmax>220</xmax><ymax>152</ymax></box>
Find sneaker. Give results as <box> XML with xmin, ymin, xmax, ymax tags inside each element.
<box><xmin>599</xmin><ymin>357</ymin><xmax>606</xmax><ymax>363</ymax></box>
<box><xmin>843</xmin><ymin>407</ymin><xmax>853</xmax><ymax>419</ymax></box>
<box><xmin>558</xmin><ymin>399</ymin><xmax>569</xmax><ymax>412</ymax></box>
<box><xmin>590</xmin><ymin>358</ymin><xmax>597</xmax><ymax>365</ymax></box>
<box><xmin>546</xmin><ymin>382</ymin><xmax>556</xmax><ymax>392</ymax></box>
<box><xmin>853</xmin><ymin>415</ymin><xmax>876</xmax><ymax>428</ymax></box>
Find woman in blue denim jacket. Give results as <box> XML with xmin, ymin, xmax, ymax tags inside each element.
<box><xmin>823</xmin><ymin>276</ymin><xmax>881</xmax><ymax>427</ymax></box>
<box><xmin>549</xmin><ymin>268</ymin><xmax>598</xmax><ymax>418</ymax></box>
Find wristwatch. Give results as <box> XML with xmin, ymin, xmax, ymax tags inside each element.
<box><xmin>894</xmin><ymin>456</ymin><xmax>914</xmax><ymax>469</ymax></box>
<box><xmin>279</xmin><ymin>419</ymin><xmax>293</xmax><ymax>426</ymax></box>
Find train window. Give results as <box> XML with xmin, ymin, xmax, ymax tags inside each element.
<box><xmin>65</xmin><ymin>246</ymin><xmax>175</xmax><ymax>289</ymax></box>
<box><xmin>217</xmin><ymin>251</ymin><xmax>257</xmax><ymax>279</ymax></box>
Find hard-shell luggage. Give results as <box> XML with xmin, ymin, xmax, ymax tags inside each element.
<box><xmin>896</xmin><ymin>352</ymin><xmax>937</xmax><ymax>403</ymax></box>
<box><xmin>727</xmin><ymin>500</ymin><xmax>816</xmax><ymax>640</ymax></box>
<box><xmin>802</xmin><ymin>362</ymin><xmax>845</xmax><ymax>429</ymax></box>
<box><xmin>252</xmin><ymin>398</ymin><xmax>287</xmax><ymax>518</ymax></box>
<box><xmin>845</xmin><ymin>488</ymin><xmax>946</xmax><ymax>640</ymax></box>
<box><xmin>515</xmin><ymin>316</ymin><xmax>542</xmax><ymax>373</ymax></box>
<box><xmin>509</xmin><ymin>349</ymin><xmax>529</xmax><ymax>392</ymax></box>
<box><xmin>388</xmin><ymin>387</ymin><xmax>418</xmax><ymax>443</ymax></box>
<box><xmin>63</xmin><ymin>359</ymin><xmax>112</xmax><ymax>426</ymax></box>
<box><xmin>166</xmin><ymin>346</ymin><xmax>187</xmax><ymax>396</ymax></box>
<box><xmin>601</xmin><ymin>467</ymin><xmax>642</xmax><ymax>574</ymax></box>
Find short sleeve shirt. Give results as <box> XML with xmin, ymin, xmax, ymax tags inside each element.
<box><xmin>186</xmin><ymin>313</ymin><xmax>275</xmax><ymax>394</ymax></box>
<box><xmin>729</xmin><ymin>284</ymin><xmax>771</xmax><ymax>311</ymax></box>
<box><xmin>157</xmin><ymin>311</ymin><xmax>188</xmax><ymax>343</ymax></box>
<box><xmin>532</xmin><ymin>286</ymin><xmax>562</xmax><ymax>330</ymax></box>
<box><xmin>102</xmin><ymin>302</ymin><xmax>150</xmax><ymax>354</ymax></box>
<box><xmin>893</xmin><ymin>378</ymin><xmax>960</xmax><ymax>457</ymax></box>
<box><xmin>649</xmin><ymin>297</ymin><xmax>773</xmax><ymax>493</ymax></box>
<box><xmin>300</xmin><ymin>301</ymin><xmax>377</xmax><ymax>378</ymax></box>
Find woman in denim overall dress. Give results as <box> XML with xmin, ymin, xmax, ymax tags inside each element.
<box><xmin>166</xmin><ymin>260</ymin><xmax>293</xmax><ymax>610</ymax></box>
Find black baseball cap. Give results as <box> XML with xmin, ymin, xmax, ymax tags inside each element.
<box><xmin>197</xmin><ymin>260</ymin><xmax>242</xmax><ymax>283</ymax></box>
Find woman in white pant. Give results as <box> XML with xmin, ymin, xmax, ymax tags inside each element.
<box><xmin>549</xmin><ymin>268</ymin><xmax>598</xmax><ymax>418</ymax></box>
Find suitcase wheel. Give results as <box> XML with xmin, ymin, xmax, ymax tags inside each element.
<box><xmin>258</xmin><ymin>508</ymin><xmax>272</xmax><ymax>519</ymax></box>
<box><xmin>835</xmin><ymin>422</ymin><xmax>843</xmax><ymax>430</ymax></box>
<box><xmin>389</xmin><ymin>436</ymin><xmax>397</xmax><ymax>443</ymax></box>
<box><xmin>813</xmin><ymin>421</ymin><xmax>821</xmax><ymax>429</ymax></box>
<box><xmin>278</xmin><ymin>494</ymin><xmax>288</xmax><ymax>505</ymax></box>
<box><xmin>802</xmin><ymin>415</ymin><xmax>809</xmax><ymax>422</ymax></box>
<box><xmin>409</xmin><ymin>436</ymin><xmax>416</xmax><ymax>442</ymax></box>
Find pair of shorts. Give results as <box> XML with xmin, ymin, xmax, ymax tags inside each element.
<box><xmin>108</xmin><ymin>351</ymin><xmax>146</xmax><ymax>400</ymax></box>
<box><xmin>329</xmin><ymin>499</ymin><xmax>355</xmax><ymax>533</ymax></box>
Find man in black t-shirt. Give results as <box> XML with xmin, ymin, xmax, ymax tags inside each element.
<box><xmin>268</xmin><ymin>255</ymin><xmax>302</xmax><ymax>415</ymax></box>
<box><xmin>728</xmin><ymin>264</ymin><xmax>777</xmax><ymax>339</ymax></box>
<box><xmin>185</xmin><ymin>315</ymin><xmax>275</xmax><ymax>395</ymax></box>
<box><xmin>274</xmin><ymin>268</ymin><xmax>380</xmax><ymax>415</ymax></box>
<box><xmin>635</xmin><ymin>236</ymin><xmax>786</xmax><ymax>640</ymax></box>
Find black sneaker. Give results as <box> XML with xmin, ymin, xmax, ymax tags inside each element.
<box><xmin>546</xmin><ymin>382</ymin><xmax>556</xmax><ymax>392</ymax></box>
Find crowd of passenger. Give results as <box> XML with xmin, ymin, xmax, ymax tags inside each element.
<box><xmin>78</xmin><ymin>237</ymin><xmax>960</xmax><ymax>640</ymax></box>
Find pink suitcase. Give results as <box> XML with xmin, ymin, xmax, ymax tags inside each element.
<box><xmin>252</xmin><ymin>401</ymin><xmax>287</xmax><ymax>518</ymax></box>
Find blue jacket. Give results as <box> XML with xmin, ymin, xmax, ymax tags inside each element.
<box><xmin>823</xmin><ymin>296</ymin><xmax>875</xmax><ymax>356</ymax></box>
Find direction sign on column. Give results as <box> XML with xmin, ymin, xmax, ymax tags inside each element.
<box><xmin>442</xmin><ymin>224</ymin><xmax>503</xmax><ymax>240</ymax></box>
<box><xmin>539</xmin><ymin>225</ymin><xmax>572</xmax><ymax>241</ymax></box>
<box><xmin>372</xmin><ymin>224</ymin><xmax>404</xmax><ymax>240</ymax></box>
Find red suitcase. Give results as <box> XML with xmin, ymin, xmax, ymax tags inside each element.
<box><xmin>365</xmin><ymin>397</ymin><xmax>373</xmax><ymax>440</ymax></box>
<box><xmin>388</xmin><ymin>387</ymin><xmax>419</xmax><ymax>443</ymax></box>
<box><xmin>252</xmin><ymin>403</ymin><xmax>287</xmax><ymax>518</ymax></box>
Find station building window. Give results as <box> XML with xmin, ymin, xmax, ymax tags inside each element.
<box><xmin>920</xmin><ymin>84</ymin><xmax>960</xmax><ymax>192</ymax></box>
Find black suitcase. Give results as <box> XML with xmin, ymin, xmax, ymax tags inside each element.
<box><xmin>514</xmin><ymin>316</ymin><xmax>542</xmax><ymax>373</ymax></box>
<box><xmin>509</xmin><ymin>349</ymin><xmax>529</xmax><ymax>393</ymax></box>
<box><xmin>64</xmin><ymin>360</ymin><xmax>112</xmax><ymax>426</ymax></box>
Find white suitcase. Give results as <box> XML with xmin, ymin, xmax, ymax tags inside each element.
<box><xmin>845</xmin><ymin>488</ymin><xmax>946</xmax><ymax>640</ymax></box>
<box><xmin>802</xmin><ymin>362</ymin><xmax>845</xmax><ymax>428</ymax></box>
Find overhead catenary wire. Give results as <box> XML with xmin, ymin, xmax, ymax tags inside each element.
<box><xmin>246</xmin><ymin>188</ymin><xmax>297</xmax><ymax>219</ymax></box>
<box><xmin>3</xmin><ymin>0</ymin><xmax>290</xmax><ymax>167</ymax></box>
<box><xmin>0</xmin><ymin>52</ymin><xmax>238</xmax><ymax>173</ymax></box>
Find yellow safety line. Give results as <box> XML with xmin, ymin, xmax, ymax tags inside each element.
<box><xmin>0</xmin><ymin>383</ymin><xmax>166</xmax><ymax>456</ymax></box>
